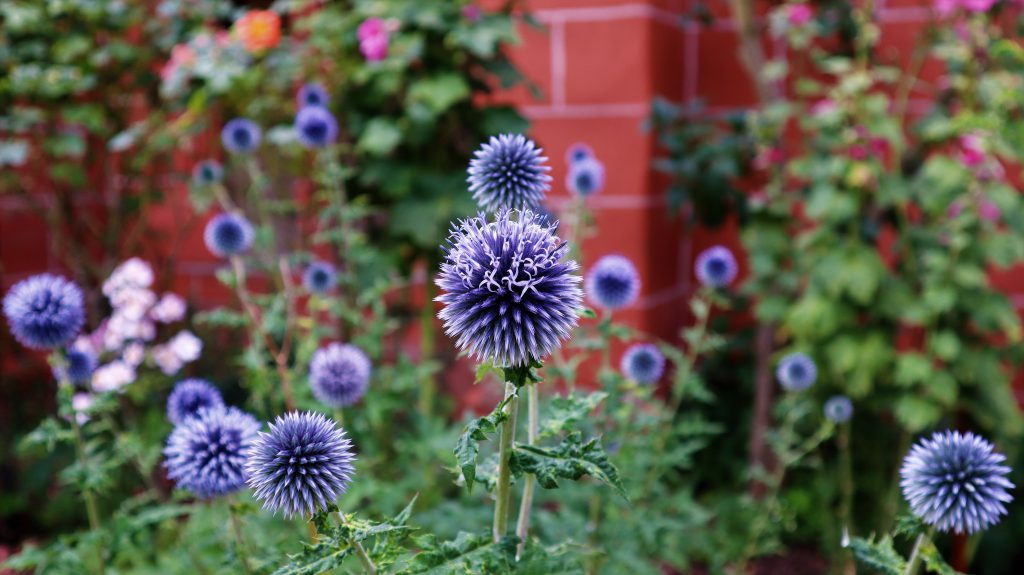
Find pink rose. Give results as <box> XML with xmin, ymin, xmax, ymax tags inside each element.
<box><xmin>360</xmin><ymin>35</ymin><xmax>389</xmax><ymax>62</ymax></box>
<box><xmin>357</xmin><ymin>17</ymin><xmax>391</xmax><ymax>62</ymax></box>
<box><xmin>786</xmin><ymin>4</ymin><xmax>813</xmax><ymax>26</ymax></box>
<box><xmin>962</xmin><ymin>0</ymin><xmax>997</xmax><ymax>12</ymax></box>
<box><xmin>935</xmin><ymin>0</ymin><xmax>959</xmax><ymax>16</ymax></box>
<box><xmin>959</xmin><ymin>133</ymin><xmax>986</xmax><ymax>168</ymax></box>
<box><xmin>357</xmin><ymin>17</ymin><xmax>387</xmax><ymax>42</ymax></box>
<box><xmin>979</xmin><ymin>198</ymin><xmax>1000</xmax><ymax>222</ymax></box>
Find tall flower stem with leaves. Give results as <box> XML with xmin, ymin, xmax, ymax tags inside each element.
<box><xmin>493</xmin><ymin>375</ymin><xmax>522</xmax><ymax>542</ymax></box>
<box><xmin>514</xmin><ymin>381</ymin><xmax>540</xmax><ymax>553</ymax></box>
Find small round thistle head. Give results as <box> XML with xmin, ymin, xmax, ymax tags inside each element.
<box><xmin>60</xmin><ymin>349</ymin><xmax>97</xmax><ymax>384</ymax></box>
<box><xmin>191</xmin><ymin>160</ymin><xmax>224</xmax><ymax>186</ymax></box>
<box><xmin>435</xmin><ymin>209</ymin><xmax>583</xmax><ymax>368</ymax></box>
<box><xmin>901</xmin><ymin>430</ymin><xmax>1014</xmax><ymax>534</ymax></box>
<box><xmin>565</xmin><ymin>143</ymin><xmax>594</xmax><ymax>164</ymax></box>
<box><xmin>566</xmin><ymin>157</ymin><xmax>605</xmax><ymax>197</ymax></box>
<box><xmin>695</xmin><ymin>246</ymin><xmax>738</xmax><ymax>288</ymax></box>
<box><xmin>4</xmin><ymin>274</ymin><xmax>86</xmax><ymax>350</ymax></box>
<box><xmin>303</xmin><ymin>261</ymin><xmax>337</xmax><ymax>294</ymax></box>
<box><xmin>586</xmin><ymin>255</ymin><xmax>640</xmax><ymax>311</ymax></box>
<box><xmin>245</xmin><ymin>411</ymin><xmax>356</xmax><ymax>518</ymax></box>
<box><xmin>467</xmin><ymin>134</ymin><xmax>552</xmax><ymax>212</ymax></box>
<box><xmin>298</xmin><ymin>83</ymin><xmax>329</xmax><ymax>108</ymax></box>
<box><xmin>620</xmin><ymin>343</ymin><xmax>665</xmax><ymax>385</ymax></box>
<box><xmin>295</xmin><ymin>106</ymin><xmax>339</xmax><ymax>149</ymax></box>
<box><xmin>776</xmin><ymin>352</ymin><xmax>817</xmax><ymax>391</ymax></box>
<box><xmin>204</xmin><ymin>213</ymin><xmax>254</xmax><ymax>257</ymax></box>
<box><xmin>221</xmin><ymin>118</ymin><xmax>262</xmax><ymax>154</ymax></box>
<box><xmin>824</xmin><ymin>395</ymin><xmax>853</xmax><ymax>423</ymax></box>
<box><xmin>309</xmin><ymin>343</ymin><xmax>371</xmax><ymax>408</ymax></box>
<box><xmin>167</xmin><ymin>378</ymin><xmax>225</xmax><ymax>425</ymax></box>
<box><xmin>164</xmin><ymin>406</ymin><xmax>260</xmax><ymax>498</ymax></box>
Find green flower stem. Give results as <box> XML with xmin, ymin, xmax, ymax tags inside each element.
<box><xmin>229</xmin><ymin>505</ymin><xmax>253</xmax><ymax>575</ymax></box>
<box><xmin>514</xmin><ymin>382</ymin><xmax>540</xmax><ymax>558</ymax></box>
<box><xmin>837</xmin><ymin>422</ymin><xmax>855</xmax><ymax>574</ymax></box>
<box><xmin>333</xmin><ymin>512</ymin><xmax>377</xmax><ymax>575</ymax></box>
<box><xmin>904</xmin><ymin>528</ymin><xmax>934</xmax><ymax>575</ymax></box>
<box><xmin>492</xmin><ymin>380</ymin><xmax>520</xmax><ymax>542</ymax></box>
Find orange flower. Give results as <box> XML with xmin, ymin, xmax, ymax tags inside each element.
<box><xmin>233</xmin><ymin>10</ymin><xmax>281</xmax><ymax>53</ymax></box>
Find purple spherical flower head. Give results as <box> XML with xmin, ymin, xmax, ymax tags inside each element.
<box><xmin>467</xmin><ymin>134</ymin><xmax>552</xmax><ymax>212</ymax></box>
<box><xmin>901</xmin><ymin>430</ymin><xmax>1014</xmax><ymax>534</ymax></box>
<box><xmin>776</xmin><ymin>352</ymin><xmax>817</xmax><ymax>391</ymax></box>
<box><xmin>62</xmin><ymin>349</ymin><xmax>97</xmax><ymax>384</ymax></box>
<box><xmin>303</xmin><ymin>261</ymin><xmax>338</xmax><ymax>294</ymax></box>
<box><xmin>295</xmin><ymin>106</ymin><xmax>339</xmax><ymax>149</ymax></box>
<box><xmin>167</xmin><ymin>378</ymin><xmax>225</xmax><ymax>425</ymax></box>
<box><xmin>823</xmin><ymin>395</ymin><xmax>853</xmax><ymax>423</ymax></box>
<box><xmin>204</xmin><ymin>213</ymin><xmax>254</xmax><ymax>257</ymax></box>
<box><xmin>221</xmin><ymin>118</ymin><xmax>262</xmax><ymax>154</ymax></box>
<box><xmin>566</xmin><ymin>157</ymin><xmax>605</xmax><ymax>197</ymax></box>
<box><xmin>3</xmin><ymin>274</ymin><xmax>85</xmax><ymax>350</ymax></box>
<box><xmin>620</xmin><ymin>343</ymin><xmax>665</xmax><ymax>385</ymax></box>
<box><xmin>191</xmin><ymin>160</ymin><xmax>223</xmax><ymax>186</ymax></box>
<box><xmin>164</xmin><ymin>406</ymin><xmax>260</xmax><ymax>498</ymax></box>
<box><xmin>309</xmin><ymin>342</ymin><xmax>371</xmax><ymax>408</ymax></box>
<box><xmin>695</xmin><ymin>246</ymin><xmax>738</xmax><ymax>288</ymax></box>
<box><xmin>565</xmin><ymin>143</ymin><xmax>594</xmax><ymax>164</ymax></box>
<box><xmin>298</xmin><ymin>83</ymin><xmax>329</xmax><ymax>108</ymax></box>
<box><xmin>586</xmin><ymin>255</ymin><xmax>640</xmax><ymax>311</ymax></box>
<box><xmin>436</xmin><ymin>209</ymin><xmax>583</xmax><ymax>367</ymax></box>
<box><xmin>245</xmin><ymin>411</ymin><xmax>356</xmax><ymax>518</ymax></box>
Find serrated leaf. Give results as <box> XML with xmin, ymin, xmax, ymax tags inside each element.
<box><xmin>454</xmin><ymin>394</ymin><xmax>514</xmax><ymax>493</ymax></box>
<box><xmin>849</xmin><ymin>536</ymin><xmax>906</xmax><ymax>575</ymax></box>
<box><xmin>539</xmin><ymin>391</ymin><xmax>607</xmax><ymax>439</ymax></box>
<box><xmin>400</xmin><ymin>532</ymin><xmax>516</xmax><ymax>574</ymax></box>
<box><xmin>509</xmin><ymin>432</ymin><xmax>627</xmax><ymax>500</ymax></box>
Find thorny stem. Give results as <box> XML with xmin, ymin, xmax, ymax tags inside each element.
<box><xmin>492</xmin><ymin>380</ymin><xmax>520</xmax><ymax>542</ymax></box>
<box><xmin>333</xmin><ymin>512</ymin><xmax>378</xmax><ymax>574</ymax></box>
<box><xmin>514</xmin><ymin>383</ymin><xmax>540</xmax><ymax>558</ymax></box>
<box><xmin>230</xmin><ymin>507</ymin><xmax>253</xmax><ymax>575</ymax></box>
<box><xmin>904</xmin><ymin>529</ymin><xmax>933</xmax><ymax>575</ymax></box>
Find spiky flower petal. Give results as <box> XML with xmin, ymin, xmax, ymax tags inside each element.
<box><xmin>824</xmin><ymin>395</ymin><xmax>853</xmax><ymax>423</ymax></box>
<box><xmin>245</xmin><ymin>412</ymin><xmax>356</xmax><ymax>518</ymax></box>
<box><xmin>3</xmin><ymin>274</ymin><xmax>85</xmax><ymax>350</ymax></box>
<box><xmin>167</xmin><ymin>378</ymin><xmax>225</xmax><ymax>425</ymax></box>
<box><xmin>60</xmin><ymin>349</ymin><xmax>97</xmax><ymax>384</ymax></box>
<box><xmin>295</xmin><ymin>106</ymin><xmax>338</xmax><ymax>148</ymax></box>
<box><xmin>901</xmin><ymin>430</ymin><xmax>1014</xmax><ymax>534</ymax></box>
<box><xmin>303</xmin><ymin>261</ymin><xmax>337</xmax><ymax>294</ymax></box>
<box><xmin>436</xmin><ymin>209</ymin><xmax>582</xmax><ymax>367</ymax></box>
<box><xmin>192</xmin><ymin>160</ymin><xmax>224</xmax><ymax>186</ymax></box>
<box><xmin>298</xmin><ymin>83</ymin><xmax>329</xmax><ymax>108</ymax></box>
<box><xmin>204</xmin><ymin>213</ymin><xmax>254</xmax><ymax>257</ymax></box>
<box><xmin>586</xmin><ymin>255</ymin><xmax>640</xmax><ymax>311</ymax></box>
<box><xmin>695</xmin><ymin>246</ymin><xmax>738</xmax><ymax>288</ymax></box>
<box><xmin>309</xmin><ymin>343</ymin><xmax>371</xmax><ymax>408</ymax></box>
<box><xmin>776</xmin><ymin>352</ymin><xmax>817</xmax><ymax>392</ymax></box>
<box><xmin>620</xmin><ymin>343</ymin><xmax>665</xmax><ymax>385</ymax></box>
<box><xmin>221</xmin><ymin>118</ymin><xmax>262</xmax><ymax>154</ymax></box>
<box><xmin>467</xmin><ymin>134</ymin><xmax>551</xmax><ymax>212</ymax></box>
<box><xmin>566</xmin><ymin>157</ymin><xmax>605</xmax><ymax>197</ymax></box>
<box><xmin>164</xmin><ymin>406</ymin><xmax>260</xmax><ymax>498</ymax></box>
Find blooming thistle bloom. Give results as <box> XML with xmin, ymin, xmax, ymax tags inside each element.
<box><xmin>586</xmin><ymin>255</ymin><xmax>640</xmax><ymax>311</ymax></box>
<box><xmin>566</xmin><ymin>157</ymin><xmax>605</xmax><ymax>197</ymax></box>
<box><xmin>620</xmin><ymin>343</ymin><xmax>666</xmax><ymax>385</ymax></box>
<box><xmin>3</xmin><ymin>274</ymin><xmax>85</xmax><ymax>350</ymax></box>
<box><xmin>167</xmin><ymin>378</ymin><xmax>224</xmax><ymax>425</ymax></box>
<box><xmin>164</xmin><ymin>406</ymin><xmax>261</xmax><ymax>498</ymax></box>
<box><xmin>901</xmin><ymin>430</ymin><xmax>1014</xmax><ymax>534</ymax></box>
<box><xmin>191</xmin><ymin>160</ymin><xmax>224</xmax><ymax>186</ymax></box>
<box><xmin>467</xmin><ymin>134</ymin><xmax>552</xmax><ymax>212</ymax></box>
<box><xmin>435</xmin><ymin>209</ymin><xmax>583</xmax><ymax>367</ymax></box>
<box><xmin>309</xmin><ymin>343</ymin><xmax>371</xmax><ymax>408</ymax></box>
<box><xmin>776</xmin><ymin>352</ymin><xmax>817</xmax><ymax>391</ymax></box>
<box><xmin>245</xmin><ymin>411</ymin><xmax>356</xmax><ymax>517</ymax></box>
<box><xmin>824</xmin><ymin>395</ymin><xmax>853</xmax><ymax>423</ymax></box>
<box><xmin>295</xmin><ymin>106</ymin><xmax>339</xmax><ymax>149</ymax></box>
<box><xmin>303</xmin><ymin>261</ymin><xmax>338</xmax><ymax>294</ymax></box>
<box><xmin>298</xmin><ymin>83</ymin><xmax>329</xmax><ymax>108</ymax></box>
<box><xmin>221</xmin><ymin>118</ymin><xmax>262</xmax><ymax>154</ymax></box>
<box><xmin>233</xmin><ymin>10</ymin><xmax>281</xmax><ymax>53</ymax></box>
<box><xmin>61</xmin><ymin>349</ymin><xmax>97</xmax><ymax>384</ymax></box>
<box><xmin>694</xmin><ymin>246</ymin><xmax>739</xmax><ymax>288</ymax></box>
<box><xmin>204</xmin><ymin>213</ymin><xmax>254</xmax><ymax>257</ymax></box>
<box><xmin>565</xmin><ymin>143</ymin><xmax>594</xmax><ymax>164</ymax></box>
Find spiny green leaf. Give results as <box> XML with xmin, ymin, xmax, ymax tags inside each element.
<box><xmin>848</xmin><ymin>535</ymin><xmax>906</xmax><ymax>575</ymax></box>
<box><xmin>539</xmin><ymin>392</ymin><xmax>607</xmax><ymax>439</ymax></box>
<box><xmin>454</xmin><ymin>394</ymin><xmax>514</xmax><ymax>493</ymax></box>
<box><xmin>509</xmin><ymin>432</ymin><xmax>628</xmax><ymax>500</ymax></box>
<box><xmin>400</xmin><ymin>532</ymin><xmax>516</xmax><ymax>574</ymax></box>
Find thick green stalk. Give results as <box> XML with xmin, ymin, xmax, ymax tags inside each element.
<box><xmin>514</xmin><ymin>383</ymin><xmax>540</xmax><ymax>557</ymax></box>
<box><xmin>492</xmin><ymin>381</ymin><xmax>520</xmax><ymax>542</ymax></box>
<box><xmin>904</xmin><ymin>530</ymin><xmax>933</xmax><ymax>575</ymax></box>
<box><xmin>333</xmin><ymin>512</ymin><xmax>377</xmax><ymax>574</ymax></box>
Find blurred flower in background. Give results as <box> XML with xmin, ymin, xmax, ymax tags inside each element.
<box><xmin>233</xmin><ymin>10</ymin><xmax>281</xmax><ymax>54</ymax></box>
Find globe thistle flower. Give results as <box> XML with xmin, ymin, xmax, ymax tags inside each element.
<box><xmin>303</xmin><ymin>261</ymin><xmax>338</xmax><ymax>294</ymax></box>
<box><xmin>435</xmin><ymin>209</ymin><xmax>583</xmax><ymax>367</ymax></box>
<box><xmin>298</xmin><ymin>83</ymin><xmax>329</xmax><ymax>108</ymax></box>
<box><xmin>245</xmin><ymin>411</ymin><xmax>356</xmax><ymax>518</ymax></box>
<box><xmin>164</xmin><ymin>406</ymin><xmax>261</xmax><ymax>498</ymax></box>
<box><xmin>294</xmin><ymin>106</ymin><xmax>338</xmax><ymax>149</ymax></box>
<box><xmin>204</xmin><ymin>213</ymin><xmax>254</xmax><ymax>257</ymax></box>
<box><xmin>695</xmin><ymin>246</ymin><xmax>738</xmax><ymax>288</ymax></box>
<box><xmin>565</xmin><ymin>143</ymin><xmax>594</xmax><ymax>164</ymax></box>
<box><xmin>776</xmin><ymin>352</ymin><xmax>817</xmax><ymax>392</ymax></box>
<box><xmin>566</xmin><ymin>157</ymin><xmax>605</xmax><ymax>197</ymax></box>
<box><xmin>467</xmin><ymin>134</ymin><xmax>552</xmax><ymax>212</ymax></box>
<box><xmin>61</xmin><ymin>349</ymin><xmax>97</xmax><ymax>384</ymax></box>
<box><xmin>221</xmin><ymin>118</ymin><xmax>262</xmax><ymax>154</ymax></box>
<box><xmin>823</xmin><ymin>395</ymin><xmax>853</xmax><ymax>423</ymax></box>
<box><xmin>585</xmin><ymin>255</ymin><xmax>640</xmax><ymax>311</ymax></box>
<box><xmin>309</xmin><ymin>343</ymin><xmax>371</xmax><ymax>408</ymax></box>
<box><xmin>191</xmin><ymin>160</ymin><xmax>223</xmax><ymax>186</ymax></box>
<box><xmin>620</xmin><ymin>343</ymin><xmax>665</xmax><ymax>385</ymax></box>
<box><xmin>167</xmin><ymin>378</ymin><xmax>225</xmax><ymax>425</ymax></box>
<box><xmin>901</xmin><ymin>430</ymin><xmax>1014</xmax><ymax>534</ymax></box>
<box><xmin>3</xmin><ymin>274</ymin><xmax>86</xmax><ymax>350</ymax></box>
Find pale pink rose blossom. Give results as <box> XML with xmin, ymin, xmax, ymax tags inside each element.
<box><xmin>169</xmin><ymin>330</ymin><xmax>203</xmax><ymax>363</ymax></box>
<box><xmin>92</xmin><ymin>361</ymin><xmax>136</xmax><ymax>393</ymax></box>
<box><xmin>151</xmin><ymin>293</ymin><xmax>187</xmax><ymax>323</ymax></box>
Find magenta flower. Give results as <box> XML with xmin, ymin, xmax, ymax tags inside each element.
<box><xmin>786</xmin><ymin>4</ymin><xmax>813</xmax><ymax>26</ymax></box>
<box><xmin>358</xmin><ymin>17</ymin><xmax>390</xmax><ymax>62</ymax></box>
<box><xmin>959</xmin><ymin>134</ymin><xmax>986</xmax><ymax>168</ymax></box>
<box><xmin>962</xmin><ymin>0</ymin><xmax>997</xmax><ymax>12</ymax></box>
<box><xmin>979</xmin><ymin>198</ymin><xmax>1001</xmax><ymax>223</ymax></box>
